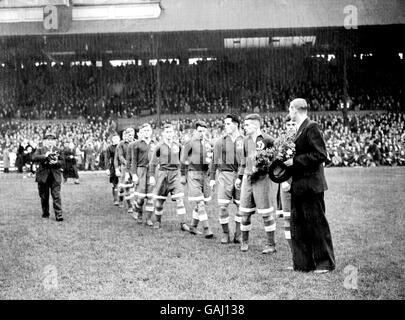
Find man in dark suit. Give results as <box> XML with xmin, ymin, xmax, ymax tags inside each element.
<box><xmin>16</xmin><ymin>140</ymin><xmax>27</xmax><ymax>173</ymax></box>
<box><xmin>284</xmin><ymin>98</ymin><xmax>335</xmax><ymax>273</ymax></box>
<box><xmin>62</xmin><ymin>142</ymin><xmax>80</xmax><ymax>184</ymax></box>
<box><xmin>32</xmin><ymin>132</ymin><xmax>64</xmax><ymax>222</ymax></box>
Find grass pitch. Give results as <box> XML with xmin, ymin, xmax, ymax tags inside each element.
<box><xmin>0</xmin><ymin>167</ymin><xmax>404</xmax><ymax>300</ymax></box>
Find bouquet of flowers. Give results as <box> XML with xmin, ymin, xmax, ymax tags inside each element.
<box><xmin>252</xmin><ymin>147</ymin><xmax>277</xmax><ymax>178</ymax></box>
<box><xmin>268</xmin><ymin>134</ymin><xmax>296</xmax><ymax>183</ymax></box>
<box><xmin>252</xmin><ymin>132</ymin><xmax>296</xmax><ymax>183</ymax></box>
<box><xmin>273</xmin><ymin>134</ymin><xmax>296</xmax><ymax>162</ymax></box>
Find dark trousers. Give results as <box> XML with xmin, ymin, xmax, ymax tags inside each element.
<box><xmin>290</xmin><ymin>192</ymin><xmax>335</xmax><ymax>272</ymax></box>
<box><xmin>276</xmin><ymin>184</ymin><xmax>282</xmax><ymax>211</ymax></box>
<box><xmin>63</xmin><ymin>164</ymin><xmax>79</xmax><ymax>180</ymax></box>
<box><xmin>38</xmin><ymin>175</ymin><xmax>62</xmax><ymax>218</ymax></box>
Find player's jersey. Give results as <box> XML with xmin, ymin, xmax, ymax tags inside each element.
<box><xmin>106</xmin><ymin>144</ymin><xmax>118</xmax><ymax>171</ymax></box>
<box><xmin>125</xmin><ymin>140</ymin><xmax>138</xmax><ymax>172</ymax></box>
<box><xmin>129</xmin><ymin>139</ymin><xmax>157</xmax><ymax>174</ymax></box>
<box><xmin>114</xmin><ymin>140</ymin><xmax>130</xmax><ymax>168</ymax></box>
<box><xmin>180</xmin><ymin>137</ymin><xmax>213</xmax><ymax>174</ymax></box>
<box><xmin>149</xmin><ymin>141</ymin><xmax>182</xmax><ymax>175</ymax></box>
<box><xmin>210</xmin><ymin>135</ymin><xmax>244</xmax><ymax>180</ymax></box>
<box><xmin>238</xmin><ymin>132</ymin><xmax>274</xmax><ymax>178</ymax></box>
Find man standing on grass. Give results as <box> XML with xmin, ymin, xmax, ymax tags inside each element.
<box><xmin>62</xmin><ymin>142</ymin><xmax>80</xmax><ymax>185</ymax></box>
<box><xmin>115</xmin><ymin>128</ymin><xmax>135</xmax><ymax>213</ymax></box>
<box><xmin>149</xmin><ymin>124</ymin><xmax>191</xmax><ymax>232</ymax></box>
<box><xmin>235</xmin><ymin>114</ymin><xmax>277</xmax><ymax>254</ymax></box>
<box><xmin>209</xmin><ymin>114</ymin><xmax>244</xmax><ymax>244</ymax></box>
<box><xmin>125</xmin><ymin>128</ymin><xmax>140</xmax><ymax>214</ymax></box>
<box><xmin>32</xmin><ymin>132</ymin><xmax>64</xmax><ymax>222</ymax></box>
<box><xmin>277</xmin><ymin>115</ymin><xmax>298</xmax><ymax>255</ymax></box>
<box><xmin>106</xmin><ymin>134</ymin><xmax>121</xmax><ymax>206</ymax></box>
<box><xmin>284</xmin><ymin>98</ymin><xmax>335</xmax><ymax>273</ymax></box>
<box><xmin>130</xmin><ymin>123</ymin><xmax>156</xmax><ymax>226</ymax></box>
<box><xmin>181</xmin><ymin>120</ymin><xmax>214</xmax><ymax>238</ymax></box>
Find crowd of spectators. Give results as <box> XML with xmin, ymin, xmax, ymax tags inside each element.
<box><xmin>1</xmin><ymin>54</ymin><xmax>403</xmax><ymax>170</ymax></box>
<box><xmin>0</xmin><ymin>56</ymin><xmax>403</xmax><ymax>120</ymax></box>
<box><xmin>0</xmin><ymin>119</ymin><xmax>117</xmax><ymax>172</ymax></box>
<box><xmin>1</xmin><ymin>112</ymin><xmax>404</xmax><ymax>173</ymax></box>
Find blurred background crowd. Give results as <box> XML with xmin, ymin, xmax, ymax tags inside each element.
<box><xmin>1</xmin><ymin>58</ymin><xmax>403</xmax><ymax>172</ymax></box>
<box><xmin>1</xmin><ymin>112</ymin><xmax>404</xmax><ymax>173</ymax></box>
<box><xmin>0</xmin><ymin>57</ymin><xmax>402</xmax><ymax>120</ymax></box>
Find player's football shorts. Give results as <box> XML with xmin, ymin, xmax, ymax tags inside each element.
<box><xmin>118</xmin><ymin>165</ymin><xmax>132</xmax><ymax>188</ymax></box>
<box><xmin>135</xmin><ymin>167</ymin><xmax>154</xmax><ymax>199</ymax></box>
<box><xmin>153</xmin><ymin>169</ymin><xmax>184</xmax><ymax>201</ymax></box>
<box><xmin>109</xmin><ymin>175</ymin><xmax>119</xmax><ymax>186</ymax></box>
<box><xmin>239</xmin><ymin>174</ymin><xmax>276</xmax><ymax>216</ymax></box>
<box><xmin>217</xmin><ymin>171</ymin><xmax>240</xmax><ymax>206</ymax></box>
<box><xmin>187</xmin><ymin>170</ymin><xmax>211</xmax><ymax>202</ymax></box>
<box><xmin>109</xmin><ymin>165</ymin><xmax>119</xmax><ymax>186</ymax></box>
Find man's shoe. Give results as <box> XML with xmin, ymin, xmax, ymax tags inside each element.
<box><xmin>233</xmin><ymin>235</ymin><xmax>242</xmax><ymax>244</ymax></box>
<box><xmin>153</xmin><ymin>222</ymin><xmax>161</xmax><ymax>229</ymax></box>
<box><xmin>221</xmin><ymin>233</ymin><xmax>231</xmax><ymax>244</ymax></box>
<box><xmin>145</xmin><ymin>219</ymin><xmax>154</xmax><ymax>227</ymax></box>
<box><xmin>113</xmin><ymin>201</ymin><xmax>119</xmax><ymax>206</ymax></box>
<box><xmin>189</xmin><ymin>226</ymin><xmax>202</xmax><ymax>235</ymax></box>
<box><xmin>42</xmin><ymin>214</ymin><xmax>49</xmax><ymax>219</ymax></box>
<box><xmin>127</xmin><ymin>208</ymin><xmax>134</xmax><ymax>214</ymax></box>
<box><xmin>240</xmin><ymin>242</ymin><xmax>249</xmax><ymax>252</ymax></box>
<box><xmin>180</xmin><ymin>223</ymin><xmax>190</xmax><ymax>232</ymax></box>
<box><xmin>262</xmin><ymin>245</ymin><xmax>277</xmax><ymax>254</ymax></box>
<box><xmin>204</xmin><ymin>228</ymin><xmax>214</xmax><ymax>239</ymax></box>
<box><xmin>118</xmin><ymin>202</ymin><xmax>124</xmax><ymax>209</ymax></box>
<box><xmin>55</xmin><ymin>216</ymin><xmax>64</xmax><ymax>222</ymax></box>
<box><xmin>74</xmin><ymin>179</ymin><xmax>80</xmax><ymax>184</ymax></box>
<box><xmin>313</xmin><ymin>269</ymin><xmax>331</xmax><ymax>274</ymax></box>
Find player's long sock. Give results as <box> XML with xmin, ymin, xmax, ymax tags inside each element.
<box><xmin>263</xmin><ymin>212</ymin><xmax>276</xmax><ymax>246</ymax></box>
<box><xmin>283</xmin><ymin>211</ymin><xmax>292</xmax><ymax>252</ymax></box>
<box><xmin>112</xmin><ymin>188</ymin><xmax>118</xmax><ymax>202</ymax></box>
<box><xmin>241</xmin><ymin>220</ymin><xmax>251</xmax><ymax>243</ymax></box>
<box><xmin>221</xmin><ymin>223</ymin><xmax>229</xmax><ymax>234</ymax></box>
<box><xmin>190</xmin><ymin>208</ymin><xmax>199</xmax><ymax>228</ymax></box>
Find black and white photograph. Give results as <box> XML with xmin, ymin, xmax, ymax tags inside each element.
<box><xmin>0</xmin><ymin>0</ymin><xmax>404</xmax><ymax>304</ymax></box>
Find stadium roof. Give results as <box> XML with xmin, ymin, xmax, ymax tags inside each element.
<box><xmin>0</xmin><ymin>0</ymin><xmax>403</xmax><ymax>62</ymax></box>
<box><xmin>0</xmin><ymin>0</ymin><xmax>403</xmax><ymax>36</ymax></box>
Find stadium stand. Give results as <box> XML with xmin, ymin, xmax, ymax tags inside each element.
<box><xmin>0</xmin><ymin>58</ymin><xmax>403</xmax><ymax>120</ymax></box>
<box><xmin>1</xmin><ymin>111</ymin><xmax>404</xmax><ymax>172</ymax></box>
<box><xmin>0</xmin><ymin>1</ymin><xmax>403</xmax><ymax>172</ymax></box>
